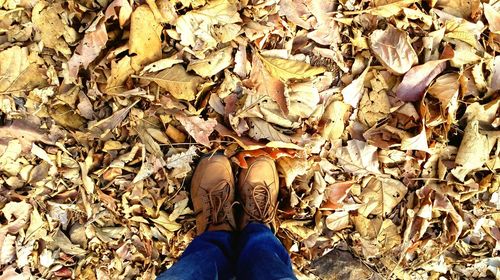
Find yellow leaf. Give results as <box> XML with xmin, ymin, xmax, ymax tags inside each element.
<box><xmin>344</xmin><ymin>0</ymin><xmax>419</xmax><ymax>17</ymax></box>
<box><xmin>129</xmin><ymin>5</ymin><xmax>163</xmax><ymax>71</ymax></box>
<box><xmin>257</xmin><ymin>52</ymin><xmax>325</xmax><ymax>81</ymax></box>
<box><xmin>135</xmin><ymin>65</ymin><xmax>204</xmax><ymax>101</ymax></box>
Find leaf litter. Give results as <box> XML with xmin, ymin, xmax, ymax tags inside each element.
<box><xmin>0</xmin><ymin>0</ymin><xmax>499</xmax><ymax>279</ymax></box>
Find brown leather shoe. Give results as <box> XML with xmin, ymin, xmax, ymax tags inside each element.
<box><xmin>238</xmin><ymin>156</ymin><xmax>279</xmax><ymax>229</ymax></box>
<box><xmin>191</xmin><ymin>155</ymin><xmax>236</xmax><ymax>235</ymax></box>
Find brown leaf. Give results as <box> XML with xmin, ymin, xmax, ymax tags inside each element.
<box><xmin>369</xmin><ymin>25</ymin><xmax>417</xmax><ymax>75</ymax></box>
<box><xmin>175</xmin><ymin>113</ymin><xmax>217</xmax><ymax>147</ymax></box>
<box><xmin>358</xmin><ymin>176</ymin><xmax>407</xmax><ymax>216</ymax></box>
<box><xmin>0</xmin><ymin>46</ymin><xmax>47</xmax><ymax>94</ymax></box>
<box><xmin>244</xmin><ymin>54</ymin><xmax>287</xmax><ymax>115</ymax></box>
<box><xmin>88</xmin><ymin>101</ymin><xmax>138</xmax><ymax>137</ymax></box>
<box><xmin>0</xmin><ymin>119</ymin><xmax>53</xmax><ymax>152</ymax></box>
<box><xmin>67</xmin><ymin>20</ymin><xmax>108</xmax><ymax>79</ymax></box>
<box><xmin>247</xmin><ymin>118</ymin><xmax>295</xmax><ymax>143</ymax></box>
<box><xmin>396</xmin><ymin>59</ymin><xmax>448</xmax><ymax>102</ymax></box>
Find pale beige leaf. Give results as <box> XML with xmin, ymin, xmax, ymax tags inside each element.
<box><xmin>258</xmin><ymin>53</ymin><xmax>325</xmax><ymax>81</ymax></box>
<box><xmin>359</xmin><ymin>176</ymin><xmax>407</xmax><ymax>216</ymax></box>
<box><xmin>88</xmin><ymin>100</ymin><xmax>138</xmax><ymax>137</ymax></box>
<box><xmin>188</xmin><ymin>47</ymin><xmax>233</xmax><ymax>77</ymax></box>
<box><xmin>67</xmin><ymin>20</ymin><xmax>108</xmax><ymax>79</ymax></box>
<box><xmin>370</xmin><ymin>25</ymin><xmax>417</xmax><ymax>75</ymax></box>
<box><xmin>175</xmin><ymin>113</ymin><xmax>217</xmax><ymax>147</ymax></box>
<box><xmin>280</xmin><ymin>220</ymin><xmax>316</xmax><ymax>240</ymax></box>
<box><xmin>136</xmin><ymin>65</ymin><xmax>203</xmax><ymax>101</ymax></box>
<box><xmin>0</xmin><ymin>46</ymin><xmax>47</xmax><ymax>94</ymax></box>
<box><xmin>454</xmin><ymin>120</ymin><xmax>489</xmax><ymax>170</ymax></box>
<box><xmin>321</xmin><ymin>101</ymin><xmax>350</xmax><ymax>141</ymax></box>
<box><xmin>175</xmin><ymin>0</ymin><xmax>241</xmax><ymax>50</ymax></box>
<box><xmin>401</xmin><ymin>127</ymin><xmax>430</xmax><ymax>153</ymax></box>
<box><xmin>105</xmin><ymin>0</ymin><xmax>133</xmax><ymax>27</ymax></box>
<box><xmin>2</xmin><ymin>201</ymin><xmax>32</xmax><ymax>234</ymax></box>
<box><xmin>166</xmin><ymin>146</ymin><xmax>198</xmax><ymax>178</ymax></box>
<box><xmin>341</xmin><ymin>61</ymin><xmax>370</xmax><ymax>108</ymax></box>
<box><xmin>140</xmin><ymin>58</ymin><xmax>183</xmax><ymax>75</ymax></box>
<box><xmin>344</xmin><ymin>0</ymin><xmax>418</xmax><ymax>17</ymax></box>
<box><xmin>484</xmin><ymin>4</ymin><xmax>500</xmax><ymax>33</ymax></box>
<box><xmin>325</xmin><ymin>211</ymin><xmax>350</xmax><ymax>232</ymax></box>
<box><xmin>335</xmin><ymin>140</ymin><xmax>380</xmax><ymax>175</ymax></box>
<box><xmin>0</xmin><ymin>234</ymin><xmax>16</xmax><ymax>265</ymax></box>
<box><xmin>276</xmin><ymin>157</ymin><xmax>310</xmax><ymax>187</ymax></box>
<box><xmin>278</xmin><ymin>0</ymin><xmax>311</xmax><ymax>29</ymax></box>
<box><xmin>248</xmin><ymin>118</ymin><xmax>294</xmax><ymax>143</ymax></box>
<box><xmin>32</xmin><ymin>1</ymin><xmax>76</xmax><ymax>55</ymax></box>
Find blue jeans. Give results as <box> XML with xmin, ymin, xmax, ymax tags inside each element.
<box><xmin>156</xmin><ymin>223</ymin><xmax>297</xmax><ymax>280</ymax></box>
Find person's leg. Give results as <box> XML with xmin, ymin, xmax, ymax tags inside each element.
<box><xmin>235</xmin><ymin>156</ymin><xmax>297</xmax><ymax>280</ymax></box>
<box><xmin>236</xmin><ymin>223</ymin><xmax>297</xmax><ymax>280</ymax></box>
<box><xmin>157</xmin><ymin>155</ymin><xmax>239</xmax><ymax>280</ymax></box>
<box><xmin>156</xmin><ymin>231</ymin><xmax>235</xmax><ymax>280</ymax></box>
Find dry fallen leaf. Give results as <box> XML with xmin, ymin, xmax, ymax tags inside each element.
<box><xmin>175</xmin><ymin>113</ymin><xmax>217</xmax><ymax>147</ymax></box>
<box><xmin>370</xmin><ymin>25</ymin><xmax>418</xmax><ymax>75</ymax></box>
<box><xmin>129</xmin><ymin>5</ymin><xmax>163</xmax><ymax>71</ymax></box>
<box><xmin>396</xmin><ymin>59</ymin><xmax>448</xmax><ymax>101</ymax></box>
<box><xmin>136</xmin><ymin>65</ymin><xmax>204</xmax><ymax>101</ymax></box>
<box><xmin>257</xmin><ymin>52</ymin><xmax>326</xmax><ymax>81</ymax></box>
<box><xmin>244</xmin><ymin>53</ymin><xmax>287</xmax><ymax>115</ymax></box>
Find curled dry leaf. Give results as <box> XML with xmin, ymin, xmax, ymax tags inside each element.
<box><xmin>370</xmin><ymin>25</ymin><xmax>417</xmax><ymax>75</ymax></box>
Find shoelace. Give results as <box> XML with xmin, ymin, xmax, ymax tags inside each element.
<box><xmin>200</xmin><ymin>181</ymin><xmax>232</xmax><ymax>226</ymax></box>
<box><xmin>243</xmin><ymin>182</ymin><xmax>277</xmax><ymax>224</ymax></box>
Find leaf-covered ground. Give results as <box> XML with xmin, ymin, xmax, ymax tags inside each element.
<box><xmin>0</xmin><ymin>0</ymin><xmax>499</xmax><ymax>279</ymax></box>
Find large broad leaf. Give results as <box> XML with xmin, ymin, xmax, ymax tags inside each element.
<box><xmin>129</xmin><ymin>5</ymin><xmax>162</xmax><ymax>71</ymax></box>
<box><xmin>244</xmin><ymin>54</ymin><xmax>287</xmax><ymax>115</ymax></box>
<box><xmin>370</xmin><ymin>25</ymin><xmax>417</xmax><ymax>75</ymax></box>
<box><xmin>396</xmin><ymin>59</ymin><xmax>447</xmax><ymax>102</ymax></box>
<box><xmin>257</xmin><ymin>52</ymin><xmax>326</xmax><ymax>81</ymax></box>
<box><xmin>136</xmin><ymin>65</ymin><xmax>203</xmax><ymax>101</ymax></box>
